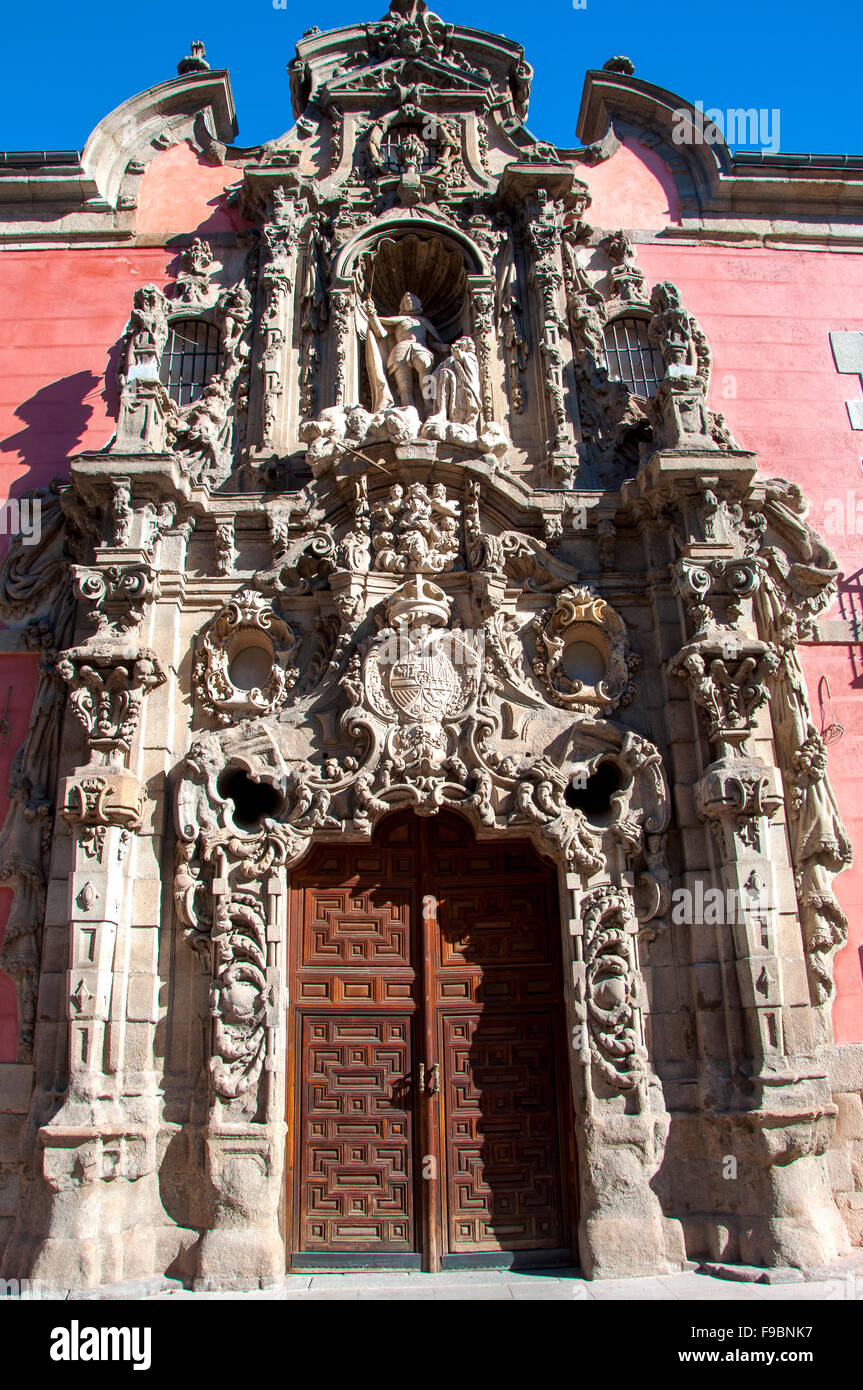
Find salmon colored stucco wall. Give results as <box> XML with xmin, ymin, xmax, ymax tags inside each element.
<box><xmin>0</xmin><ymin>143</ymin><xmax>249</xmax><ymax>1060</ymax></box>
<box><xmin>136</xmin><ymin>143</ymin><xmax>247</xmax><ymax>238</ymax></box>
<box><xmin>0</xmin><ymin>246</ymin><xmax>176</xmax><ymax>497</ymax></box>
<box><xmin>578</xmin><ymin>137</ymin><xmax>682</xmax><ymax>230</ymax></box>
<box><xmin>0</xmin><ymin>140</ymin><xmax>862</xmax><ymax>1055</ymax></box>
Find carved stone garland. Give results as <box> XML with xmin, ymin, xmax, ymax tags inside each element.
<box><xmin>576</xmin><ymin>887</ymin><xmax>647</xmax><ymax>1091</ymax></box>
<box><xmin>751</xmin><ymin>495</ymin><xmax>853</xmax><ymax>1006</ymax></box>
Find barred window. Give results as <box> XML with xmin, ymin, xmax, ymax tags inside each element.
<box><xmin>603</xmin><ymin>317</ymin><xmax>662</xmax><ymax>396</ymax></box>
<box><xmin>160</xmin><ymin>319</ymin><xmax>222</xmax><ymax>407</ymax></box>
<box><xmin>379</xmin><ymin>125</ymin><xmax>437</xmax><ymax>173</ymax></box>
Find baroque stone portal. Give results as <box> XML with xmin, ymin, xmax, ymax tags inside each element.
<box><xmin>0</xmin><ymin>0</ymin><xmax>859</xmax><ymax>1293</ymax></box>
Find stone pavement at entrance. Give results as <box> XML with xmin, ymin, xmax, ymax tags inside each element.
<box><xmin>67</xmin><ymin>1265</ymin><xmax>863</xmax><ymax>1301</ymax></box>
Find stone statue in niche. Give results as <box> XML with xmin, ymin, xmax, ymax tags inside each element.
<box><xmin>302</xmin><ymin>288</ymin><xmax>507</xmax><ymax>468</ymax></box>
<box><xmin>119</xmin><ymin>285</ymin><xmax>170</xmax><ymax>387</ymax></box>
<box><xmin>423</xmin><ymin>336</ymin><xmax>483</xmax><ymax>442</ymax></box>
<box><xmin>364</xmin><ymin>292</ymin><xmax>447</xmax><ymax>413</ymax></box>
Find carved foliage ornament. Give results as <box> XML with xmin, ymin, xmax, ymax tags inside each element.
<box><xmin>668</xmin><ymin>638</ymin><xmax>776</xmax><ymax>755</ymax></box>
<box><xmin>532</xmin><ymin>585</ymin><xmax>637</xmax><ymax>715</ymax></box>
<box><xmin>57</xmin><ymin>647</ymin><xmax>166</xmax><ymax>764</ymax></box>
<box><xmin>210</xmin><ymin>890</ymin><xmax>269</xmax><ymax>1103</ymax></box>
<box><xmin>179</xmin><ymin>816</ymin><xmax>296</xmax><ymax>1105</ymax></box>
<box><xmin>64</xmin><ymin>770</ymin><xmax>145</xmax><ymax>835</ymax></box>
<box><xmin>675</xmin><ymin>556</ymin><xmax>762</xmax><ymax>634</ymax></box>
<box><xmin>74</xmin><ymin>564</ymin><xmax>158</xmax><ymax>635</ymax></box>
<box><xmin>577</xmin><ymin>886</ymin><xmax>646</xmax><ymax>1091</ymax></box>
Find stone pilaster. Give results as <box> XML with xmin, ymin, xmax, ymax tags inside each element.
<box><xmin>19</xmin><ymin>461</ymin><xmax>176</xmax><ymax>1289</ymax></box>
<box><xmin>568</xmin><ymin>879</ymin><xmax>686</xmax><ymax>1277</ymax></box>
<box><xmin>670</xmin><ymin>555</ymin><xmax>849</xmax><ymax>1267</ymax></box>
<box><xmin>189</xmin><ymin>826</ymin><xmax>290</xmax><ymax>1288</ymax></box>
<box><xmin>516</xmin><ymin>181</ymin><xmax>582</xmax><ymax>485</ymax></box>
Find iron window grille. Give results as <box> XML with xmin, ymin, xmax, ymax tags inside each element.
<box><xmin>603</xmin><ymin>317</ymin><xmax>663</xmax><ymax>396</ymax></box>
<box><xmin>160</xmin><ymin>318</ymin><xmax>223</xmax><ymax>407</ymax></box>
<box><xmin>380</xmin><ymin>126</ymin><xmax>438</xmax><ymax>173</ymax></box>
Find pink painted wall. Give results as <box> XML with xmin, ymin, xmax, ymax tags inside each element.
<box><xmin>0</xmin><ymin>145</ymin><xmax>250</xmax><ymax>1059</ymax></box>
<box><xmin>0</xmin><ymin>246</ymin><xmax>175</xmax><ymax>1058</ymax></box>
<box><xmin>136</xmin><ymin>144</ymin><xmax>247</xmax><ymax>238</ymax></box>
<box><xmin>578</xmin><ymin>136</ymin><xmax>682</xmax><ymax>230</ymax></box>
<box><xmin>0</xmin><ymin>246</ymin><xmax>176</xmax><ymax>497</ymax></box>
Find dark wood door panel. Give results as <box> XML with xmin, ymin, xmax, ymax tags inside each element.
<box><xmin>293</xmin><ymin>841</ymin><xmax>418</xmax><ymax>1010</ymax></box>
<box><xmin>302</xmin><ymin>886</ymin><xmax>414</xmax><ymax>967</ymax></box>
<box><xmin>298</xmin><ymin>1015</ymin><xmax>415</xmax><ymax>1251</ymax></box>
<box><xmin>290</xmin><ymin>809</ymin><xmax>575</xmax><ymax>1269</ymax></box>
<box><xmin>424</xmin><ymin>810</ymin><xmax>554</xmax><ymax>881</ymax></box>
<box><xmin>437</xmin><ymin>884</ymin><xmax>553</xmax><ymax>967</ymax></box>
<box><xmin>442</xmin><ymin>1010</ymin><xmax>566</xmax><ymax>1253</ymax></box>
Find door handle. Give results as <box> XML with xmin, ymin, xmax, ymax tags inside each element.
<box><xmin>416</xmin><ymin>1062</ymin><xmax>438</xmax><ymax>1096</ymax></box>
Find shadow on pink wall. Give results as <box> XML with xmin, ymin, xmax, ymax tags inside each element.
<box><xmin>0</xmin><ymin>371</ymin><xmax>99</xmax><ymax>1058</ymax></box>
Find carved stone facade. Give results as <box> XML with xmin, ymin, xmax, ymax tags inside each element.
<box><xmin>0</xmin><ymin>2</ymin><xmax>861</xmax><ymax>1289</ymax></box>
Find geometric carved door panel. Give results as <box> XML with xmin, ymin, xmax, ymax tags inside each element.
<box><xmin>289</xmin><ymin>810</ymin><xmax>575</xmax><ymax>1270</ymax></box>
<box><xmin>426</xmin><ymin>812</ymin><xmax>574</xmax><ymax>1267</ymax></box>
<box><xmin>298</xmin><ymin>1016</ymin><xmax>415</xmax><ymax>1251</ymax></box>
<box><xmin>442</xmin><ymin>1011</ymin><xmax>565</xmax><ymax>1253</ymax></box>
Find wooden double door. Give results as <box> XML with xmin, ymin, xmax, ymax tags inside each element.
<box><xmin>287</xmin><ymin>810</ymin><xmax>577</xmax><ymax>1270</ymax></box>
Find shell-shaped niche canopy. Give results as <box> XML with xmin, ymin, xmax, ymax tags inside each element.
<box><xmin>360</xmin><ymin>233</ymin><xmax>470</xmax><ymax>342</ymax></box>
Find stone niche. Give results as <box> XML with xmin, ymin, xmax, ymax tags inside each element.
<box><xmin>300</xmin><ymin>223</ymin><xmax>511</xmax><ymax>474</ymax></box>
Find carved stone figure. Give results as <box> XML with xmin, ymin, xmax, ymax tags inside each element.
<box><xmin>422</xmin><ymin>336</ymin><xmax>482</xmax><ymax>439</ymax></box>
<box><xmin>57</xmin><ymin>646</ymin><xmax>166</xmax><ymax>767</ymax></box>
<box><xmin>364</xmin><ymin>292</ymin><xmax>447</xmax><ymax>413</ymax></box>
<box><xmin>752</xmin><ymin>486</ymin><xmax>852</xmax><ymax>1004</ymax></box>
<box><xmin>176</xmin><ymin>238</ymin><xmax>215</xmax><ymax>305</ymax></box>
<box><xmin>602</xmin><ymin>230</ymin><xmax>647</xmax><ymax>304</ymax></box>
<box><xmin>119</xmin><ymin>284</ymin><xmax>170</xmax><ymax>386</ymax></box>
<box><xmin>370</xmin><ymin>481</ymin><xmax>460</xmax><ymax>573</ymax></box>
<box><xmin>496</xmin><ymin>231</ymin><xmax>529</xmax><ymax>411</ymax></box>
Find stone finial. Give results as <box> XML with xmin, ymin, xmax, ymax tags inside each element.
<box><xmin>603</xmin><ymin>55</ymin><xmax>634</xmax><ymax>75</ymax></box>
<box><xmin>178</xmin><ymin>41</ymin><xmax>210</xmax><ymax>76</ymax></box>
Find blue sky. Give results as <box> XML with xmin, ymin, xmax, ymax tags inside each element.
<box><xmin>0</xmin><ymin>0</ymin><xmax>859</xmax><ymax>156</ymax></box>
